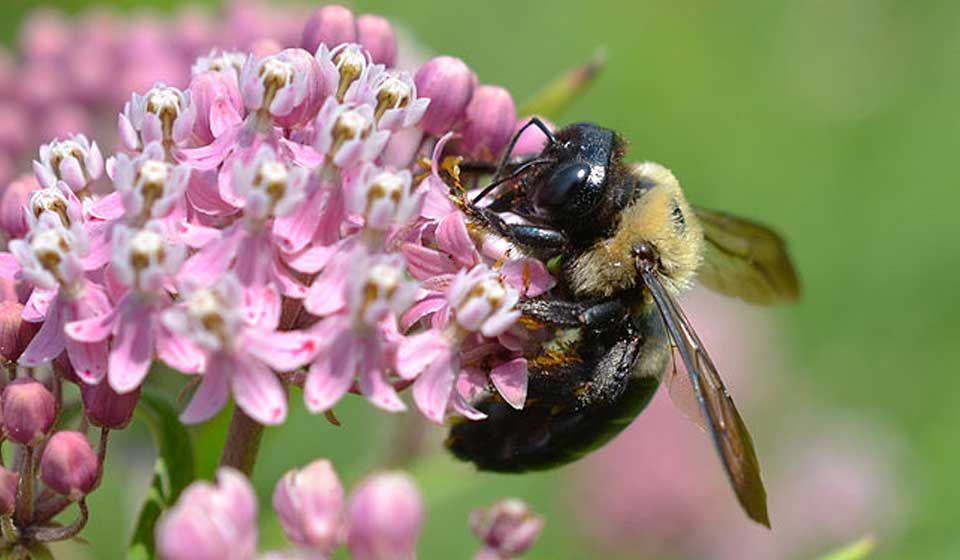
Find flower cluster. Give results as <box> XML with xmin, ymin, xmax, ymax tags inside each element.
<box><xmin>0</xmin><ymin>3</ymin><xmax>551</xmax><ymax>432</ymax></box>
<box><xmin>157</xmin><ymin>462</ymin><xmax>543</xmax><ymax>560</ymax></box>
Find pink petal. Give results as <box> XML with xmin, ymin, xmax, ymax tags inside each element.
<box><xmin>303</xmin><ymin>352</ymin><xmax>354</xmax><ymax>414</ymax></box>
<box><xmin>156</xmin><ymin>323</ymin><xmax>205</xmax><ymax>374</ymax></box>
<box><xmin>180</xmin><ymin>357</ymin><xmax>230</xmax><ymax>424</ymax></box>
<box><xmin>357</xmin><ymin>337</ymin><xmax>404</xmax><ymax>412</ymax></box>
<box><xmin>178</xmin><ymin>125</ymin><xmax>240</xmax><ymax>171</ymax></box>
<box><xmin>59</xmin><ymin>158</ymin><xmax>85</xmax><ymax>191</ymax></box>
<box><xmin>284</xmin><ymin>243</ymin><xmax>336</xmax><ymax>275</ymax></box>
<box><xmin>19</xmin><ymin>297</ymin><xmax>66</xmax><ymax>366</ymax></box>
<box><xmin>280</xmin><ymin>138</ymin><xmax>325</xmax><ymax>168</ymax></box>
<box><xmin>185</xmin><ymin>170</ymin><xmax>236</xmax><ymax>216</ymax></box>
<box><xmin>303</xmin><ymin>267</ymin><xmax>346</xmax><ymax>317</ymax></box>
<box><xmin>412</xmin><ymin>352</ymin><xmax>456</xmax><ymax>423</ymax></box>
<box><xmin>210</xmin><ymin>98</ymin><xmax>243</xmax><ymax>138</ymax></box>
<box><xmin>88</xmin><ymin>192</ymin><xmax>125</xmax><ymax>221</ymax></box>
<box><xmin>273</xmin><ymin>197</ymin><xmax>322</xmax><ymax>253</ymax></box>
<box><xmin>489</xmin><ymin>358</ymin><xmax>528</xmax><ymax>410</ymax></box>
<box><xmin>22</xmin><ymin>289</ymin><xmax>56</xmax><ymax>323</ymax></box>
<box><xmin>64</xmin><ymin>307</ymin><xmax>117</xmax><ymax>343</ymax></box>
<box><xmin>108</xmin><ymin>307</ymin><xmax>154</xmax><ymax>393</ymax></box>
<box><xmin>500</xmin><ymin>258</ymin><xmax>557</xmax><ymax>298</ymax></box>
<box><xmin>395</xmin><ymin>330</ymin><xmax>450</xmax><ymax>380</ymax></box>
<box><xmin>400</xmin><ymin>243</ymin><xmax>457</xmax><ymax>280</ymax></box>
<box><xmin>436</xmin><ymin>212</ymin><xmax>477</xmax><ymax>267</ymax></box>
<box><xmin>178</xmin><ymin>228</ymin><xmax>242</xmax><ymax>287</ymax></box>
<box><xmin>399</xmin><ymin>296</ymin><xmax>446</xmax><ymax>331</ymax></box>
<box><xmin>66</xmin><ymin>336</ymin><xmax>109</xmax><ymax>385</ymax></box>
<box><xmin>231</xmin><ymin>355</ymin><xmax>287</xmax><ymax>425</ymax></box>
<box><xmin>450</xmin><ymin>390</ymin><xmax>487</xmax><ymax>421</ymax></box>
<box><xmin>244</xmin><ymin>329</ymin><xmax>320</xmax><ymax>371</ymax></box>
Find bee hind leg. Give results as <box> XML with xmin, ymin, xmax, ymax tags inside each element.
<box><xmin>520</xmin><ymin>298</ymin><xmax>627</xmax><ymax>331</ymax></box>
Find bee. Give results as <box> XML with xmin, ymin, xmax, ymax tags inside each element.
<box><xmin>445</xmin><ymin>119</ymin><xmax>800</xmax><ymax>527</ymax></box>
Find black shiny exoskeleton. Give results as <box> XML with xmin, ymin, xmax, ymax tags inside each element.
<box><xmin>446</xmin><ymin>121</ymin><xmax>668</xmax><ymax>471</ymax></box>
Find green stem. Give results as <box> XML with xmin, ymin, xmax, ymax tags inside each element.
<box><xmin>218</xmin><ymin>408</ymin><xmax>265</xmax><ymax>476</ymax></box>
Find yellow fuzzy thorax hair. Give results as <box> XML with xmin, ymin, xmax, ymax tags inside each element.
<box><xmin>566</xmin><ymin>162</ymin><xmax>704</xmax><ymax>297</ymax></box>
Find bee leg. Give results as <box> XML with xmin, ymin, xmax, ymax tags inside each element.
<box><xmin>574</xmin><ymin>327</ymin><xmax>644</xmax><ymax>408</ymax></box>
<box><xmin>459</xmin><ymin>155</ymin><xmax>537</xmax><ymax>176</ymax></box>
<box><xmin>520</xmin><ymin>299</ymin><xmax>628</xmax><ymax>331</ymax></box>
<box><xmin>468</xmin><ymin>205</ymin><xmax>568</xmax><ymax>259</ymax></box>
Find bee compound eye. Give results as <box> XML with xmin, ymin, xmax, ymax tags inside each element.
<box><xmin>632</xmin><ymin>242</ymin><xmax>657</xmax><ymax>268</ymax></box>
<box><xmin>534</xmin><ymin>162</ymin><xmax>591</xmax><ymax>212</ymax></box>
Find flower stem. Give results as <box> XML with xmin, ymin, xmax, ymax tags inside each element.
<box><xmin>218</xmin><ymin>408</ymin><xmax>265</xmax><ymax>476</ymax></box>
<box><xmin>14</xmin><ymin>447</ymin><xmax>33</xmax><ymax>527</ymax></box>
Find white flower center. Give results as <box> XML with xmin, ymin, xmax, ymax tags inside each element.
<box><xmin>29</xmin><ymin>189</ymin><xmax>71</xmax><ymax>227</ymax></box>
<box><xmin>146</xmin><ymin>88</ymin><xmax>182</xmax><ymax>118</ymax></box>
<box><xmin>374</xmin><ymin>76</ymin><xmax>411</xmax><ymax>120</ymax></box>
<box><xmin>30</xmin><ymin>228</ymin><xmax>71</xmax><ymax>276</ymax></box>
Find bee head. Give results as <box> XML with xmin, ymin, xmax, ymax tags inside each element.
<box><xmin>627</xmin><ymin>163</ymin><xmax>703</xmax><ymax>295</ymax></box>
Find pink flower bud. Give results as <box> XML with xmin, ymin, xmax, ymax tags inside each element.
<box><xmin>249</xmin><ymin>38</ymin><xmax>283</xmax><ymax>59</ymax></box>
<box><xmin>470</xmin><ymin>499</ymin><xmax>544</xmax><ymax>559</ymax></box>
<box><xmin>188</xmin><ymin>71</ymin><xmax>243</xmax><ymax>145</ymax></box>
<box><xmin>81</xmin><ymin>382</ymin><xmax>140</xmax><ymax>430</ymax></box>
<box><xmin>460</xmin><ymin>85</ymin><xmax>517</xmax><ymax>162</ymax></box>
<box><xmin>414</xmin><ymin>56</ymin><xmax>476</xmax><ymax>135</ymax></box>
<box><xmin>273</xmin><ymin>459</ymin><xmax>345</xmax><ymax>554</ymax></box>
<box><xmin>157</xmin><ymin>468</ymin><xmax>258</xmax><ymax>560</ymax></box>
<box><xmin>0</xmin><ymin>302</ymin><xmax>39</xmax><ymax>362</ymax></box>
<box><xmin>346</xmin><ymin>472</ymin><xmax>424</xmax><ymax>560</ymax></box>
<box><xmin>40</xmin><ymin>431</ymin><xmax>99</xmax><ymax>500</ymax></box>
<box><xmin>0</xmin><ymin>466</ymin><xmax>17</xmax><ymax>516</ymax></box>
<box><xmin>2</xmin><ymin>378</ymin><xmax>55</xmax><ymax>445</ymax></box>
<box><xmin>357</xmin><ymin>14</ymin><xmax>397</xmax><ymax>67</ymax></box>
<box><xmin>302</xmin><ymin>5</ymin><xmax>357</xmax><ymax>54</ymax></box>
<box><xmin>510</xmin><ymin>116</ymin><xmax>555</xmax><ymax>158</ymax></box>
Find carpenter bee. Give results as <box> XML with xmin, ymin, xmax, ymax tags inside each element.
<box><xmin>445</xmin><ymin>119</ymin><xmax>800</xmax><ymax>527</ymax></box>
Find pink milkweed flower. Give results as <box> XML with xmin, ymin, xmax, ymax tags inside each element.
<box><xmin>304</xmin><ymin>252</ymin><xmax>416</xmax><ymax>414</ymax></box>
<box><xmin>470</xmin><ymin>499</ymin><xmax>544</xmax><ymax>560</ymax></box>
<box><xmin>65</xmin><ymin>222</ymin><xmax>202</xmax><ymax>393</ymax></box>
<box><xmin>346</xmin><ymin>472</ymin><xmax>424</xmax><ymax>560</ymax></box>
<box><xmin>344</xmin><ymin>165</ymin><xmax>420</xmax><ymax>234</ymax></box>
<box><xmin>98</xmin><ymin>142</ymin><xmax>191</xmax><ymax>225</ymax></box>
<box><xmin>367</xmin><ymin>68</ymin><xmax>429</xmax><ymax>132</ymax></box>
<box><xmin>317</xmin><ymin>43</ymin><xmax>376</xmax><ymax>104</ymax></box>
<box><xmin>162</xmin><ymin>274</ymin><xmax>319</xmax><ymax>425</ymax></box>
<box><xmin>240</xmin><ymin>48</ymin><xmax>324</xmax><ymax>129</ymax></box>
<box><xmin>33</xmin><ymin>134</ymin><xmax>104</xmax><ymax>193</ymax></box>
<box><xmin>272</xmin><ymin>458</ymin><xmax>346</xmax><ymax>555</ymax></box>
<box><xmin>396</xmin><ymin>264</ymin><xmax>524</xmax><ymax>422</ymax></box>
<box><xmin>25</xmin><ymin>181</ymin><xmax>83</xmax><ymax>232</ymax></box>
<box><xmin>179</xmin><ymin>146</ymin><xmax>310</xmax><ymax>303</ymax></box>
<box><xmin>191</xmin><ymin>49</ymin><xmax>247</xmax><ymax>80</ymax></box>
<box><xmin>309</xmin><ymin>98</ymin><xmax>390</xmax><ymax>169</ymax></box>
<box><xmin>189</xmin><ymin>69</ymin><xmax>244</xmax><ymax>145</ymax></box>
<box><xmin>156</xmin><ymin>467</ymin><xmax>258</xmax><ymax>560</ymax></box>
<box><xmin>119</xmin><ymin>83</ymin><xmax>197</xmax><ymax>151</ymax></box>
<box><xmin>10</xmin><ymin>216</ymin><xmax>110</xmax><ymax>384</ymax></box>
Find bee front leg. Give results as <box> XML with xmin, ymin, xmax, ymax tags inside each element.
<box><xmin>467</xmin><ymin>205</ymin><xmax>568</xmax><ymax>259</ymax></box>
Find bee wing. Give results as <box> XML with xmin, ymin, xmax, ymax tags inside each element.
<box><xmin>641</xmin><ymin>268</ymin><xmax>771</xmax><ymax>528</ymax></box>
<box><xmin>694</xmin><ymin>207</ymin><xmax>800</xmax><ymax>305</ymax></box>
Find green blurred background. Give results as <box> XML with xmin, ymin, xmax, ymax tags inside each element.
<box><xmin>3</xmin><ymin>0</ymin><xmax>959</xmax><ymax>558</ymax></box>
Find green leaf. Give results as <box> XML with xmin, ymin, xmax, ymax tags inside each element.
<box><xmin>518</xmin><ymin>50</ymin><xmax>605</xmax><ymax>120</ymax></box>
<box><xmin>127</xmin><ymin>390</ymin><xmax>196</xmax><ymax>560</ymax></box>
<box><xmin>816</xmin><ymin>536</ymin><xmax>876</xmax><ymax>560</ymax></box>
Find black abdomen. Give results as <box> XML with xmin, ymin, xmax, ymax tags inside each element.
<box><xmin>446</xmin><ymin>307</ymin><xmax>668</xmax><ymax>472</ymax></box>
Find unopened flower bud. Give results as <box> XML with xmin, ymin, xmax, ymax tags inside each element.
<box><xmin>357</xmin><ymin>14</ymin><xmax>397</xmax><ymax>67</ymax></box>
<box><xmin>40</xmin><ymin>431</ymin><xmax>99</xmax><ymax>500</ymax></box>
<box><xmin>460</xmin><ymin>85</ymin><xmax>516</xmax><ymax>161</ymax></box>
<box><xmin>470</xmin><ymin>499</ymin><xmax>544</xmax><ymax>559</ymax></box>
<box><xmin>0</xmin><ymin>302</ymin><xmax>39</xmax><ymax>362</ymax></box>
<box><xmin>302</xmin><ymin>5</ymin><xmax>357</xmax><ymax>54</ymax></box>
<box><xmin>414</xmin><ymin>56</ymin><xmax>476</xmax><ymax>135</ymax></box>
<box><xmin>81</xmin><ymin>382</ymin><xmax>140</xmax><ymax>430</ymax></box>
<box><xmin>0</xmin><ymin>466</ymin><xmax>17</xmax><ymax>516</ymax></box>
<box><xmin>157</xmin><ymin>468</ymin><xmax>258</xmax><ymax>560</ymax></box>
<box><xmin>273</xmin><ymin>459</ymin><xmax>345</xmax><ymax>554</ymax></box>
<box><xmin>249</xmin><ymin>38</ymin><xmax>283</xmax><ymax>59</ymax></box>
<box><xmin>346</xmin><ymin>472</ymin><xmax>424</xmax><ymax>560</ymax></box>
<box><xmin>510</xmin><ymin>116</ymin><xmax>555</xmax><ymax>157</ymax></box>
<box><xmin>0</xmin><ymin>174</ymin><xmax>39</xmax><ymax>239</ymax></box>
<box><xmin>2</xmin><ymin>378</ymin><xmax>55</xmax><ymax>445</ymax></box>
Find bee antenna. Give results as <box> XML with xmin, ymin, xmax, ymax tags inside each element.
<box><xmin>490</xmin><ymin>117</ymin><xmax>557</xmax><ymax>184</ymax></box>
<box><xmin>471</xmin><ymin>157</ymin><xmax>553</xmax><ymax>205</ymax></box>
